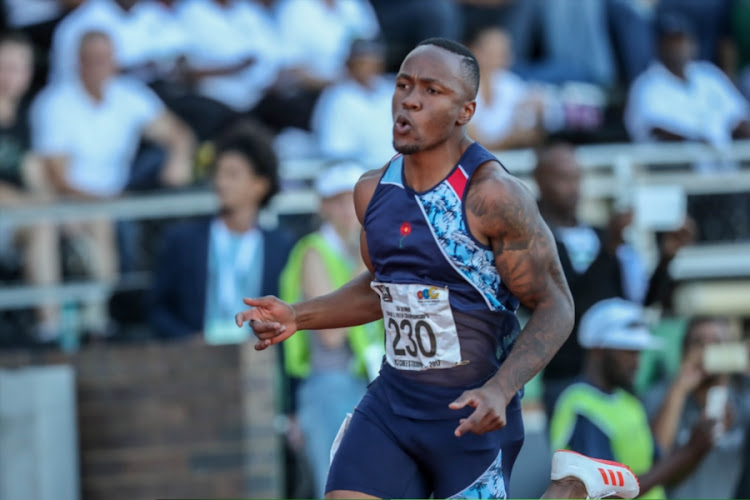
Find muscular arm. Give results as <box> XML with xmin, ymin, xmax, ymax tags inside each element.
<box><xmin>468</xmin><ymin>162</ymin><xmax>574</xmax><ymax>399</ymax></box>
<box><xmin>292</xmin><ymin>169</ymin><xmax>384</xmax><ymax>331</ymax></box>
<box><xmin>299</xmin><ymin>247</ymin><xmax>365</xmax><ymax>348</ymax></box>
<box><xmin>292</xmin><ymin>269</ymin><xmax>383</xmax><ymax>331</ymax></box>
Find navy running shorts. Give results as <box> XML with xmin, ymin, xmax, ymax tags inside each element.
<box><xmin>326</xmin><ymin>371</ymin><xmax>525</xmax><ymax>498</ymax></box>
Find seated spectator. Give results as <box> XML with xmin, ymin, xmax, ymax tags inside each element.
<box><xmin>534</xmin><ymin>142</ymin><xmax>695</xmax><ymax>415</ymax></box>
<box><xmin>173</xmin><ymin>0</ymin><xmax>283</xmax><ymax>116</ymax></box>
<box><xmin>656</xmin><ymin>0</ymin><xmax>733</xmax><ymax>68</ymax></box>
<box><xmin>280</xmin><ymin>162</ymin><xmax>383</xmax><ymax>499</ymax></box>
<box><xmin>148</xmin><ymin>122</ymin><xmax>294</xmax><ymax>341</ymax></box>
<box><xmin>311</xmin><ymin>39</ymin><xmax>394</xmax><ymax>168</ymax></box>
<box><xmin>0</xmin><ymin>31</ymin><xmax>40</xmax><ymax>203</ymax></box>
<box><xmin>275</xmin><ymin>0</ymin><xmax>379</xmax><ymax>89</ymax></box>
<box><xmin>48</xmin><ymin>0</ymin><xmax>234</xmax><ymax>141</ymax></box>
<box><xmin>369</xmin><ymin>0</ymin><xmax>459</xmax><ymax>72</ymax></box>
<box><xmin>642</xmin><ymin>316</ymin><xmax>750</xmax><ymax>499</ymax></box>
<box><xmin>30</xmin><ymin>30</ymin><xmax>194</xmax><ymax>282</ymax></box>
<box><xmin>465</xmin><ymin>25</ymin><xmax>554</xmax><ymax>150</ymax></box>
<box><xmin>0</xmin><ymin>31</ymin><xmax>61</xmax><ymax>342</ymax></box>
<box><xmin>549</xmin><ymin>298</ymin><xmax>717</xmax><ymax>498</ymax></box>
<box><xmin>3</xmin><ymin>0</ymin><xmax>77</xmax><ymax>89</ymax></box>
<box><xmin>261</xmin><ymin>0</ymin><xmax>380</xmax><ymax>132</ymax></box>
<box><xmin>625</xmin><ymin>12</ymin><xmax>750</xmax><ymax>172</ymax></box>
<box><xmin>482</xmin><ymin>0</ymin><xmax>616</xmax><ymax>88</ymax></box>
<box><xmin>50</xmin><ymin>0</ymin><xmax>161</xmax><ymax>81</ymax></box>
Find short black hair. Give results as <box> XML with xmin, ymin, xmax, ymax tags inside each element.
<box><xmin>214</xmin><ymin>121</ymin><xmax>280</xmax><ymax>209</ymax></box>
<box><xmin>416</xmin><ymin>37</ymin><xmax>479</xmax><ymax>99</ymax></box>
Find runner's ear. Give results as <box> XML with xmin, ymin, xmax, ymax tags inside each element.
<box><xmin>457</xmin><ymin>100</ymin><xmax>476</xmax><ymax>126</ymax></box>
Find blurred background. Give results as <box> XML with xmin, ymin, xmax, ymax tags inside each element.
<box><xmin>1</xmin><ymin>0</ymin><xmax>750</xmax><ymax>499</ymax></box>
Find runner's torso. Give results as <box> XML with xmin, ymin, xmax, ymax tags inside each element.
<box><xmin>364</xmin><ymin>142</ymin><xmax>521</xmax><ymax>387</ymax></box>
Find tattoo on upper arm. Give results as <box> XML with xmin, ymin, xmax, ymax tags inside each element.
<box><xmin>468</xmin><ymin>175</ymin><xmax>557</xmax><ymax>304</ymax></box>
<box><xmin>468</xmin><ymin>167</ymin><xmax>573</xmax><ymax>393</ymax></box>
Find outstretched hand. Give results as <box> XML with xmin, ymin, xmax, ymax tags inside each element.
<box><xmin>449</xmin><ymin>383</ymin><xmax>509</xmax><ymax>437</ymax></box>
<box><xmin>235</xmin><ymin>296</ymin><xmax>298</xmax><ymax>351</ymax></box>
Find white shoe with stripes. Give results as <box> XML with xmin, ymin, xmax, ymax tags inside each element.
<box><xmin>550</xmin><ymin>450</ymin><xmax>640</xmax><ymax>499</ymax></box>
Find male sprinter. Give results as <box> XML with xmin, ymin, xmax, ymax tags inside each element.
<box><xmin>237</xmin><ymin>38</ymin><xmax>636</xmax><ymax>499</ymax></box>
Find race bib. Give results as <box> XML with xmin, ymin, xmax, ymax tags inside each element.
<box><xmin>371</xmin><ymin>282</ymin><xmax>464</xmax><ymax>371</ymax></box>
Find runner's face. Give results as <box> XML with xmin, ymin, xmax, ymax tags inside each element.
<box><xmin>392</xmin><ymin>46</ymin><xmax>471</xmax><ymax>155</ymax></box>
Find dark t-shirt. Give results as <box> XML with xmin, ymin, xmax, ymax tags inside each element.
<box><xmin>0</xmin><ymin>106</ymin><xmax>31</xmax><ymax>188</ymax></box>
<box><xmin>543</xmin><ymin>227</ymin><xmax>624</xmax><ymax>381</ymax></box>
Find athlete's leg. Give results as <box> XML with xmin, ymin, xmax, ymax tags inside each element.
<box><xmin>427</xmin><ymin>394</ymin><xmax>524</xmax><ymax>498</ymax></box>
<box><xmin>325</xmin><ymin>380</ymin><xmax>430</xmax><ymax>499</ymax></box>
<box><xmin>541</xmin><ymin>477</ymin><xmax>588</xmax><ymax>499</ymax></box>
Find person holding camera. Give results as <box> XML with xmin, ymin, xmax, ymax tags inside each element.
<box><xmin>642</xmin><ymin>316</ymin><xmax>750</xmax><ymax>499</ymax></box>
<box><xmin>549</xmin><ymin>299</ymin><xmax>719</xmax><ymax>499</ymax></box>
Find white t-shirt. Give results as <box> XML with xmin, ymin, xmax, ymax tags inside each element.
<box><xmin>4</xmin><ymin>0</ymin><xmax>61</xmax><ymax>27</ymax></box>
<box><xmin>30</xmin><ymin>77</ymin><xmax>164</xmax><ymax>197</ymax></box>
<box><xmin>626</xmin><ymin>61</ymin><xmax>750</xmax><ymax>146</ymax></box>
<box><xmin>50</xmin><ymin>0</ymin><xmax>188</xmax><ymax>81</ymax></box>
<box><xmin>275</xmin><ymin>0</ymin><xmax>380</xmax><ymax>81</ymax></box>
<box><xmin>312</xmin><ymin>76</ymin><xmax>395</xmax><ymax>168</ymax></box>
<box><xmin>176</xmin><ymin>0</ymin><xmax>284</xmax><ymax>111</ymax></box>
<box><xmin>122</xmin><ymin>1</ymin><xmax>192</xmax><ymax>67</ymax></box>
<box><xmin>472</xmin><ymin>69</ymin><xmax>532</xmax><ymax>144</ymax></box>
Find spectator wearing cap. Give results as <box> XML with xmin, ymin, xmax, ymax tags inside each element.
<box><xmin>280</xmin><ymin>162</ymin><xmax>384</xmax><ymax>499</ymax></box>
<box><xmin>148</xmin><ymin>122</ymin><xmax>295</xmax><ymax>341</ymax></box>
<box><xmin>641</xmin><ymin>316</ymin><xmax>750</xmax><ymax>499</ymax></box>
<box><xmin>310</xmin><ymin>38</ymin><xmax>394</xmax><ymax>168</ymax></box>
<box><xmin>549</xmin><ymin>298</ymin><xmax>720</xmax><ymax>499</ymax></box>
<box><xmin>625</xmin><ymin>11</ymin><xmax>750</xmax><ymax>172</ymax></box>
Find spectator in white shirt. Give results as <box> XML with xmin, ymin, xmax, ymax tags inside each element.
<box><xmin>50</xmin><ymin>0</ymin><xmax>146</xmax><ymax>81</ymax></box>
<box><xmin>30</xmin><ymin>30</ymin><xmax>194</xmax><ymax>280</ymax></box>
<box><xmin>49</xmin><ymin>0</ymin><xmax>241</xmax><ymax>141</ymax></box>
<box><xmin>625</xmin><ymin>12</ymin><xmax>750</xmax><ymax>165</ymax></box>
<box><xmin>275</xmin><ymin>0</ymin><xmax>379</xmax><ymax>86</ymax></box>
<box><xmin>255</xmin><ymin>0</ymin><xmax>380</xmax><ymax>132</ymax></box>
<box><xmin>174</xmin><ymin>0</ymin><xmax>284</xmax><ymax>114</ymax></box>
<box><xmin>466</xmin><ymin>25</ymin><xmax>552</xmax><ymax>151</ymax></box>
<box><xmin>311</xmin><ymin>38</ymin><xmax>394</xmax><ymax>168</ymax></box>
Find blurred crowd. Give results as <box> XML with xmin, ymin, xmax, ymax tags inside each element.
<box><xmin>0</xmin><ymin>0</ymin><xmax>749</xmax><ymax>499</ymax></box>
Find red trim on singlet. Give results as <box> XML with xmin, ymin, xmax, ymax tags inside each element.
<box><xmin>446</xmin><ymin>167</ymin><xmax>468</xmax><ymax>200</ymax></box>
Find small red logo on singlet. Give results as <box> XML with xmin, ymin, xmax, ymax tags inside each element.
<box><xmin>399</xmin><ymin>222</ymin><xmax>412</xmax><ymax>248</ymax></box>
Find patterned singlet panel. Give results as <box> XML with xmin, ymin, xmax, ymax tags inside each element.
<box><xmin>364</xmin><ymin>142</ymin><xmax>522</xmax><ymax>387</ymax></box>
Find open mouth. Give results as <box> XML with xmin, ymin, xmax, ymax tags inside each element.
<box><xmin>394</xmin><ymin>115</ymin><xmax>413</xmax><ymax>134</ymax></box>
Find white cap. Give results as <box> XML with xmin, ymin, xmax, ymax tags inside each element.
<box><xmin>578</xmin><ymin>298</ymin><xmax>662</xmax><ymax>351</ymax></box>
<box><xmin>315</xmin><ymin>162</ymin><xmax>366</xmax><ymax>199</ymax></box>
